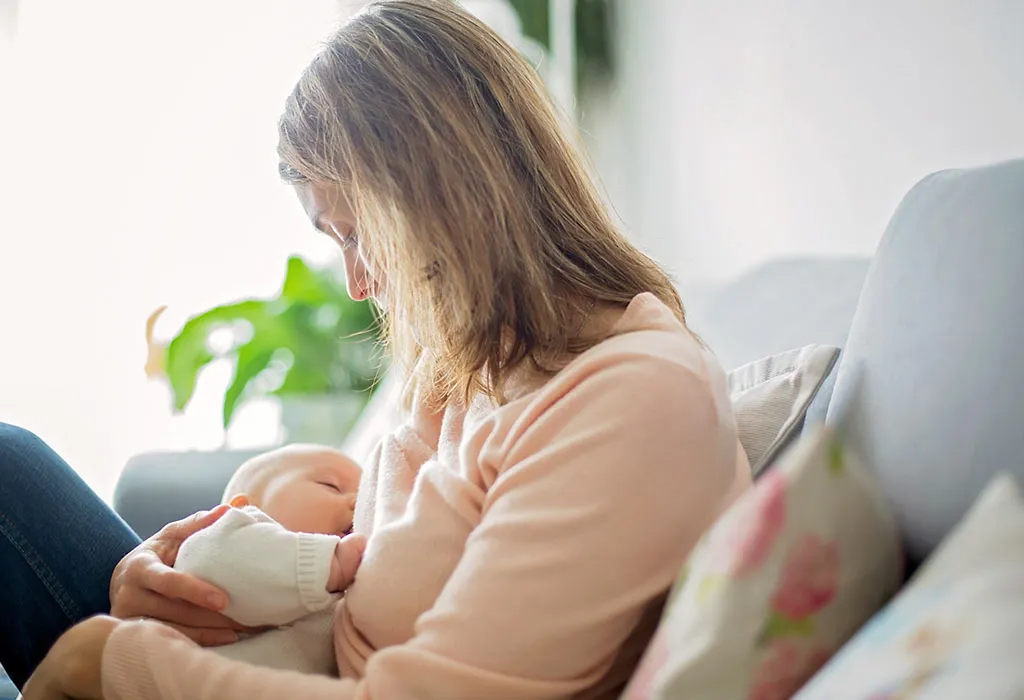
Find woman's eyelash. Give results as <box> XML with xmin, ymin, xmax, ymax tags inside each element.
<box><xmin>312</xmin><ymin>224</ymin><xmax>357</xmax><ymax>250</ymax></box>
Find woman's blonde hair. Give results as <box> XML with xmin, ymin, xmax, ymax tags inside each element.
<box><xmin>278</xmin><ymin>0</ymin><xmax>686</xmax><ymax>406</ymax></box>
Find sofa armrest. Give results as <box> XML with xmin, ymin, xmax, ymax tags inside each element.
<box><xmin>113</xmin><ymin>449</ymin><xmax>264</xmax><ymax>539</ymax></box>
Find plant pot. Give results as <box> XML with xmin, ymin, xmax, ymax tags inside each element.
<box><xmin>278</xmin><ymin>393</ymin><xmax>366</xmax><ymax>446</ymax></box>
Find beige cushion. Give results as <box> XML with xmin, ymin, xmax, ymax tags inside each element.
<box><xmin>624</xmin><ymin>425</ymin><xmax>903</xmax><ymax>700</ymax></box>
<box><xmin>795</xmin><ymin>473</ymin><xmax>1024</xmax><ymax>699</ymax></box>
<box><xmin>728</xmin><ymin>344</ymin><xmax>840</xmax><ymax>475</ymax></box>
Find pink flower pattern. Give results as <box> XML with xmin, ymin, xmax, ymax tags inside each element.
<box><xmin>632</xmin><ymin>436</ymin><xmax>858</xmax><ymax>699</ymax></box>
<box><xmin>748</xmin><ymin>640</ymin><xmax>803</xmax><ymax>700</ymax></box>
<box><xmin>771</xmin><ymin>534</ymin><xmax>839</xmax><ymax>618</ymax></box>
<box><xmin>722</xmin><ymin>468</ymin><xmax>788</xmax><ymax>576</ymax></box>
<box><xmin>748</xmin><ymin>641</ymin><xmax>833</xmax><ymax>700</ymax></box>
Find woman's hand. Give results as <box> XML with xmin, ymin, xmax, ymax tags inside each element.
<box><xmin>21</xmin><ymin>615</ymin><xmax>119</xmax><ymax>700</ymax></box>
<box><xmin>109</xmin><ymin>506</ymin><xmax>248</xmax><ymax>646</ymax></box>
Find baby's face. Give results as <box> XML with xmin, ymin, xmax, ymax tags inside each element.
<box><xmin>234</xmin><ymin>447</ymin><xmax>361</xmax><ymax>536</ymax></box>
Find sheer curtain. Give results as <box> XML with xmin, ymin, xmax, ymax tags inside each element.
<box><xmin>0</xmin><ymin>0</ymin><xmax>345</xmax><ymax>500</ymax></box>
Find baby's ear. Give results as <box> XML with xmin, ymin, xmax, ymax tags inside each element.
<box><xmin>228</xmin><ymin>494</ymin><xmax>250</xmax><ymax>508</ymax></box>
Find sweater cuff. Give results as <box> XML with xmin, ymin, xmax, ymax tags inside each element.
<box><xmin>102</xmin><ymin>620</ymin><xmax>191</xmax><ymax>700</ymax></box>
<box><xmin>296</xmin><ymin>532</ymin><xmax>340</xmax><ymax>612</ymax></box>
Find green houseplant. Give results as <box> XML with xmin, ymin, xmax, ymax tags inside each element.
<box><xmin>508</xmin><ymin>0</ymin><xmax>613</xmax><ymax>94</ymax></box>
<box><xmin>160</xmin><ymin>256</ymin><xmax>385</xmax><ymax>441</ymax></box>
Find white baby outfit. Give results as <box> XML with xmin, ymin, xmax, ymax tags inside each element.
<box><xmin>174</xmin><ymin>506</ymin><xmax>342</xmax><ymax>675</ymax></box>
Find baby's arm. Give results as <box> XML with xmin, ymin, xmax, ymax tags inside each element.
<box><xmin>174</xmin><ymin>506</ymin><xmax>363</xmax><ymax>627</ymax></box>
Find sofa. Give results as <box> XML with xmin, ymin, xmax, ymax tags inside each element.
<box><xmin>111</xmin><ymin>158</ymin><xmax>1024</xmax><ymax>692</ymax></box>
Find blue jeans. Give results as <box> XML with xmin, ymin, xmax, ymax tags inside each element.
<box><xmin>0</xmin><ymin>424</ymin><xmax>141</xmax><ymax>690</ymax></box>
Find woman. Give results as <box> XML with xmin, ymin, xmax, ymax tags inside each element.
<box><xmin>5</xmin><ymin>1</ymin><xmax>750</xmax><ymax>698</ymax></box>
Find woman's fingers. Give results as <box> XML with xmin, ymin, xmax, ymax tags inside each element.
<box><xmin>130</xmin><ymin>587</ymin><xmax>236</xmax><ymax>629</ymax></box>
<box><xmin>116</xmin><ymin>577</ymin><xmax>260</xmax><ymax>635</ymax></box>
<box><xmin>159</xmin><ymin>621</ymin><xmax>240</xmax><ymax>647</ymax></box>
<box><xmin>157</xmin><ymin>504</ymin><xmax>232</xmax><ymax>562</ymax></box>
<box><xmin>145</xmin><ymin>564</ymin><xmax>227</xmax><ymax>611</ymax></box>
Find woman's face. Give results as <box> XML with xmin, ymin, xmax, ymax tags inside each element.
<box><xmin>294</xmin><ymin>182</ymin><xmax>387</xmax><ymax>304</ymax></box>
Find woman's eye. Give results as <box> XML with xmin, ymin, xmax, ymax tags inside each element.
<box><xmin>328</xmin><ymin>224</ymin><xmax>359</xmax><ymax>250</ymax></box>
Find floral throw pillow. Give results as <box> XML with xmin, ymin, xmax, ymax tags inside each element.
<box><xmin>793</xmin><ymin>473</ymin><xmax>1024</xmax><ymax>700</ymax></box>
<box><xmin>624</xmin><ymin>425</ymin><xmax>903</xmax><ymax>700</ymax></box>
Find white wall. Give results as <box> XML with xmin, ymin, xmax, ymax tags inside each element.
<box><xmin>582</xmin><ymin>0</ymin><xmax>1024</xmax><ymax>284</ymax></box>
<box><xmin>0</xmin><ymin>0</ymin><xmax>344</xmax><ymax>499</ymax></box>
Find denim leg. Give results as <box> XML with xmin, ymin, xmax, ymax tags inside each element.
<box><xmin>0</xmin><ymin>423</ymin><xmax>141</xmax><ymax>689</ymax></box>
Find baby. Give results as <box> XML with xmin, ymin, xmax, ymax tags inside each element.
<box><xmin>174</xmin><ymin>444</ymin><xmax>366</xmax><ymax>676</ymax></box>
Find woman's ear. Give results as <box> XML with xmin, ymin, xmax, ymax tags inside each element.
<box><xmin>228</xmin><ymin>494</ymin><xmax>250</xmax><ymax>508</ymax></box>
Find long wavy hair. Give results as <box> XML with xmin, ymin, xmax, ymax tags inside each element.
<box><xmin>278</xmin><ymin>0</ymin><xmax>686</xmax><ymax>406</ymax></box>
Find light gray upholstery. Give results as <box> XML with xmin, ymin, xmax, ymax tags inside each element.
<box><xmin>827</xmin><ymin>158</ymin><xmax>1024</xmax><ymax>565</ymax></box>
<box><xmin>114</xmin><ymin>449</ymin><xmax>263</xmax><ymax>539</ymax></box>
<box><xmin>681</xmin><ymin>257</ymin><xmax>870</xmax><ymax>372</ymax></box>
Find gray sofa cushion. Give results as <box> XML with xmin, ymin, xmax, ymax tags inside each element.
<box><xmin>115</xmin><ymin>449</ymin><xmax>264</xmax><ymax>539</ymax></box>
<box><xmin>681</xmin><ymin>257</ymin><xmax>870</xmax><ymax>372</ymax></box>
<box><xmin>727</xmin><ymin>344</ymin><xmax>840</xmax><ymax>475</ymax></box>
<box><xmin>827</xmin><ymin>158</ymin><xmax>1024</xmax><ymax>565</ymax></box>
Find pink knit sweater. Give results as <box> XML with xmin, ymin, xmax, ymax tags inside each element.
<box><xmin>102</xmin><ymin>293</ymin><xmax>751</xmax><ymax>700</ymax></box>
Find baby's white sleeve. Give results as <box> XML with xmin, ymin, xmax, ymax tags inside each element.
<box><xmin>174</xmin><ymin>506</ymin><xmax>340</xmax><ymax>627</ymax></box>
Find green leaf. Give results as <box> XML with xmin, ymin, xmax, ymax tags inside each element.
<box><xmin>760</xmin><ymin>610</ymin><xmax>816</xmax><ymax>643</ymax></box>
<box><xmin>281</xmin><ymin>256</ymin><xmax>331</xmax><ymax>305</ymax></box>
<box><xmin>508</xmin><ymin>0</ymin><xmax>550</xmax><ymax>50</ymax></box>
<box><xmin>164</xmin><ymin>342</ymin><xmax>212</xmax><ymax>413</ymax></box>
<box><xmin>274</xmin><ymin>362</ymin><xmax>333</xmax><ymax>396</ymax></box>
<box><xmin>164</xmin><ymin>300</ymin><xmax>273</xmax><ymax>412</ymax></box>
<box><xmin>222</xmin><ymin>342</ymin><xmax>275</xmax><ymax>428</ymax></box>
<box><xmin>163</xmin><ymin>255</ymin><xmax>385</xmax><ymax>430</ymax></box>
<box><xmin>828</xmin><ymin>441</ymin><xmax>845</xmax><ymax>475</ymax></box>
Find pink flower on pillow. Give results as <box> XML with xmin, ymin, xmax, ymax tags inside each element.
<box><xmin>723</xmin><ymin>468</ymin><xmax>787</xmax><ymax>576</ymax></box>
<box><xmin>771</xmin><ymin>534</ymin><xmax>839</xmax><ymax>618</ymax></box>
<box><xmin>748</xmin><ymin>640</ymin><xmax>802</xmax><ymax>700</ymax></box>
<box><xmin>748</xmin><ymin>641</ymin><xmax>832</xmax><ymax>700</ymax></box>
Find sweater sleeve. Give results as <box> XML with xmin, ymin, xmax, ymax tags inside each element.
<box><xmin>102</xmin><ymin>621</ymin><xmax>359</xmax><ymax>700</ymax></box>
<box><xmin>103</xmin><ymin>354</ymin><xmax>747</xmax><ymax>700</ymax></box>
<box><xmin>174</xmin><ymin>506</ymin><xmax>340</xmax><ymax>627</ymax></box>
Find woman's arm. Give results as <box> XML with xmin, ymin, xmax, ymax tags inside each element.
<box><xmin>21</xmin><ymin>616</ymin><xmax>118</xmax><ymax>700</ymax></box>
<box><xmin>92</xmin><ymin>355</ymin><xmax>747</xmax><ymax>700</ymax></box>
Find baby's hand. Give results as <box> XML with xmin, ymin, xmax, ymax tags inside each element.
<box><xmin>327</xmin><ymin>534</ymin><xmax>367</xmax><ymax>593</ymax></box>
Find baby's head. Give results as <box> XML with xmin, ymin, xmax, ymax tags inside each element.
<box><xmin>224</xmin><ymin>444</ymin><xmax>361</xmax><ymax>536</ymax></box>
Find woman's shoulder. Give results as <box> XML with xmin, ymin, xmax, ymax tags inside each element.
<box><xmin>476</xmin><ymin>293</ymin><xmax>739</xmax><ymax>485</ymax></box>
<box><xmin>497</xmin><ymin>293</ymin><xmax>728</xmax><ymax>425</ymax></box>
<box><xmin>570</xmin><ymin>292</ymin><xmax>719</xmax><ymax>386</ymax></box>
